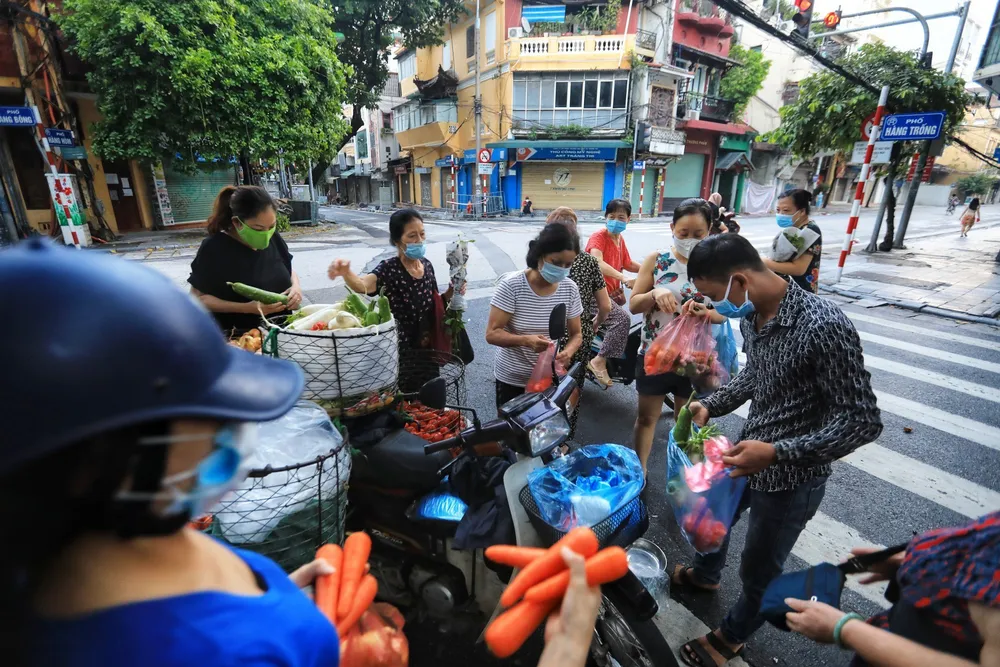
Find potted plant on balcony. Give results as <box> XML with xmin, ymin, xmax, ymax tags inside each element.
<box><xmin>598</xmin><ymin>0</ymin><xmax>622</xmax><ymax>34</ymax></box>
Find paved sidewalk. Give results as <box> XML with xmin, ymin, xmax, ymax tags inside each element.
<box><xmin>821</xmin><ymin>224</ymin><xmax>1000</xmax><ymax>322</ymax></box>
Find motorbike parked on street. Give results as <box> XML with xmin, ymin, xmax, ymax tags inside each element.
<box><xmin>347</xmin><ymin>306</ymin><xmax>675</xmax><ymax>667</ymax></box>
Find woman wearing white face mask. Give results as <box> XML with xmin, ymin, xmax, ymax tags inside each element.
<box><xmin>486</xmin><ymin>223</ymin><xmax>584</xmax><ymax>411</ymax></box>
<box><xmin>2</xmin><ymin>240</ymin><xmax>339</xmax><ymax>667</ymax></box>
<box><xmin>628</xmin><ymin>200</ymin><xmax>727</xmax><ymax>473</ymax></box>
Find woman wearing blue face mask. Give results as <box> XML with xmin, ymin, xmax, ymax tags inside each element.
<box><xmin>329</xmin><ymin>208</ymin><xmax>452</xmax><ymax>350</ymax></box>
<box><xmin>486</xmin><ymin>223</ymin><xmax>584</xmax><ymax>411</ymax></box>
<box><xmin>764</xmin><ymin>189</ymin><xmax>823</xmax><ymax>294</ymax></box>
<box><xmin>2</xmin><ymin>240</ymin><xmax>339</xmax><ymax>667</ymax></box>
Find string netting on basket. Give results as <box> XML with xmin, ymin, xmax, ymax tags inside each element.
<box><xmin>398</xmin><ymin>349</ymin><xmax>467</xmax><ymax>405</ymax></box>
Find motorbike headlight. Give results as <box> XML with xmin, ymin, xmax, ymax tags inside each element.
<box><xmin>529</xmin><ymin>412</ymin><xmax>571</xmax><ymax>456</ymax></box>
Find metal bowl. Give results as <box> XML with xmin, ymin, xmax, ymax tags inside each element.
<box><xmin>626</xmin><ymin>537</ymin><xmax>669</xmax><ymax>605</ymax></box>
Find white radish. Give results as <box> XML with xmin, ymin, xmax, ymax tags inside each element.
<box><xmin>327</xmin><ymin>311</ymin><xmax>362</xmax><ymax>330</ymax></box>
<box><xmin>289</xmin><ymin>307</ymin><xmax>340</xmax><ymax>331</ymax></box>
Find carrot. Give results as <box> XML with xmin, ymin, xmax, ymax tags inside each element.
<box><xmin>484</xmin><ymin>598</ymin><xmax>560</xmax><ymax>658</ymax></box>
<box><xmin>336</xmin><ymin>531</ymin><xmax>373</xmax><ymax>621</ymax></box>
<box><xmin>499</xmin><ymin>527</ymin><xmax>599</xmax><ymax>608</ymax></box>
<box><xmin>336</xmin><ymin>574</ymin><xmax>378</xmax><ymax>637</ymax></box>
<box><xmin>314</xmin><ymin>544</ymin><xmax>343</xmax><ymax>623</ymax></box>
<box><xmin>523</xmin><ymin>546</ymin><xmax>629</xmax><ymax>603</ymax></box>
<box><xmin>484</xmin><ymin>545</ymin><xmax>548</xmax><ymax>568</ymax></box>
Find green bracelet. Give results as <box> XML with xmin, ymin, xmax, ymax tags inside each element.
<box><xmin>833</xmin><ymin>612</ymin><xmax>864</xmax><ymax>649</ymax></box>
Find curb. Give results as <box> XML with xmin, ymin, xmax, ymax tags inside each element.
<box><xmin>820</xmin><ymin>283</ymin><xmax>1000</xmax><ymax>327</ymax></box>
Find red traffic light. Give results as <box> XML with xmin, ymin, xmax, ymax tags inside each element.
<box><xmin>823</xmin><ymin>11</ymin><xmax>840</xmax><ymax>28</ymax></box>
<box><xmin>796</xmin><ymin>0</ymin><xmax>812</xmax><ymax>11</ymax></box>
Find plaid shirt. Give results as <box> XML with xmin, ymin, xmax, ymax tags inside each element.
<box><xmin>701</xmin><ymin>281</ymin><xmax>882</xmax><ymax>492</ymax></box>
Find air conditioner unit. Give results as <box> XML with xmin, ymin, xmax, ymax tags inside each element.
<box><xmin>508</xmin><ymin>27</ymin><xmax>524</xmax><ymax>39</ymax></box>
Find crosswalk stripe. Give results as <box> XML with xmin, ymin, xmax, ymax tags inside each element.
<box><xmin>862</xmin><ymin>355</ymin><xmax>1000</xmax><ymax>404</ymax></box>
<box><xmin>873</xmin><ymin>393</ymin><xmax>1000</xmax><ymax>452</ymax></box>
<box><xmin>857</xmin><ymin>331</ymin><xmax>1000</xmax><ymax>375</ymax></box>
<box><xmin>792</xmin><ymin>511</ymin><xmax>891</xmax><ymax>608</ymax></box>
<box><xmin>840</xmin><ymin>445</ymin><xmax>1000</xmax><ymax>518</ymax></box>
<box><xmin>845</xmin><ymin>311</ymin><xmax>1000</xmax><ymax>352</ymax></box>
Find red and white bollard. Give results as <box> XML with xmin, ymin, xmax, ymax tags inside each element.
<box><xmin>834</xmin><ymin>85</ymin><xmax>889</xmax><ymax>283</ymax></box>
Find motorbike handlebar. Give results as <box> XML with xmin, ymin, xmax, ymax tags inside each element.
<box><xmin>423</xmin><ymin>418</ymin><xmax>511</xmax><ymax>455</ymax></box>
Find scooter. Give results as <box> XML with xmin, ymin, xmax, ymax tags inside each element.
<box><xmin>347</xmin><ymin>306</ymin><xmax>676</xmax><ymax>667</ymax></box>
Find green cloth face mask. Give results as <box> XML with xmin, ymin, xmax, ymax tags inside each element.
<box><xmin>235</xmin><ymin>218</ymin><xmax>275</xmax><ymax>250</ymax></box>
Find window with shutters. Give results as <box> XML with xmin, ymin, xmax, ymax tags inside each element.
<box><xmin>398</xmin><ymin>51</ymin><xmax>416</xmax><ymax>80</ymax></box>
<box><xmin>510</xmin><ymin>72</ymin><xmax>629</xmax><ymax>133</ymax></box>
<box><xmin>466</xmin><ymin>26</ymin><xmax>475</xmax><ymax>62</ymax></box>
<box><xmin>649</xmin><ymin>86</ymin><xmax>674</xmax><ymax>128</ymax></box>
<box><xmin>484</xmin><ymin>12</ymin><xmax>496</xmax><ymax>64</ymax></box>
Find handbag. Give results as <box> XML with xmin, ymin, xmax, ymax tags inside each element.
<box><xmin>760</xmin><ymin>543</ymin><xmax>907</xmax><ymax>631</ymax></box>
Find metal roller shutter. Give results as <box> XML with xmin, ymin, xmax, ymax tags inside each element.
<box><xmin>163</xmin><ymin>165</ymin><xmax>236</xmax><ymax>224</ymax></box>
<box><xmin>521</xmin><ymin>162</ymin><xmax>604</xmax><ymax>210</ymax></box>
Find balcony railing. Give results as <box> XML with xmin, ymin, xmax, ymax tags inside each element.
<box><xmin>678</xmin><ymin>92</ymin><xmax>736</xmax><ymax>123</ymax></box>
<box><xmin>513</xmin><ymin>34</ymin><xmax>633</xmax><ymax>57</ymax></box>
<box><xmin>635</xmin><ymin>29</ymin><xmax>657</xmax><ymax>51</ymax></box>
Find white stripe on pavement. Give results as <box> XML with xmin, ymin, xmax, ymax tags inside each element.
<box><xmin>873</xmin><ymin>393</ymin><xmax>1000</xmax><ymax>452</ymax></box>
<box><xmin>857</xmin><ymin>331</ymin><xmax>1000</xmax><ymax>375</ymax></box>
<box><xmin>863</xmin><ymin>355</ymin><xmax>1000</xmax><ymax>404</ymax></box>
<box><xmin>845</xmin><ymin>311</ymin><xmax>1000</xmax><ymax>352</ymax></box>
<box><xmin>793</xmin><ymin>511</ymin><xmax>891</xmax><ymax>608</ymax></box>
<box><xmin>840</xmin><ymin>445</ymin><xmax>1000</xmax><ymax>518</ymax></box>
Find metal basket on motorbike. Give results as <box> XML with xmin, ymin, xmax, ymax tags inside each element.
<box><xmin>262</xmin><ymin>314</ymin><xmax>399</xmax><ymax>419</ymax></box>
<box><xmin>517</xmin><ymin>484</ymin><xmax>649</xmax><ymax>550</ymax></box>
<box><xmin>204</xmin><ymin>405</ymin><xmax>351</xmax><ymax>572</ymax></box>
<box><xmin>397</xmin><ymin>348</ymin><xmax>467</xmax><ymax>405</ymax></box>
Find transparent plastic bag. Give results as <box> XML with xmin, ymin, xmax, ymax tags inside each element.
<box><xmin>527</xmin><ymin>444</ymin><xmax>644</xmax><ymax>531</ymax></box>
<box><xmin>643</xmin><ymin>314</ymin><xmax>724</xmax><ymax>392</ymax></box>
<box><xmin>526</xmin><ymin>341</ymin><xmax>566</xmax><ymax>393</ymax></box>
<box><xmin>665</xmin><ymin>428</ymin><xmax>746</xmax><ymax>554</ymax></box>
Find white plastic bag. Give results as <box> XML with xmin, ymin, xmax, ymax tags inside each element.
<box><xmin>770</xmin><ymin>227</ymin><xmax>819</xmax><ymax>262</ymax></box>
<box><xmin>447</xmin><ymin>236</ymin><xmax>470</xmax><ymax>311</ymax></box>
<box><xmin>214</xmin><ymin>401</ymin><xmax>350</xmax><ymax>544</ymax></box>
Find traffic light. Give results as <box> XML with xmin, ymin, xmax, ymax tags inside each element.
<box><xmin>791</xmin><ymin>0</ymin><xmax>813</xmax><ymax>39</ymax></box>
<box><xmin>635</xmin><ymin>121</ymin><xmax>652</xmax><ymax>153</ymax></box>
<box><xmin>823</xmin><ymin>10</ymin><xmax>841</xmax><ymax>30</ymax></box>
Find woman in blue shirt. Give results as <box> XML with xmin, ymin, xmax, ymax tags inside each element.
<box><xmin>0</xmin><ymin>239</ymin><xmax>339</xmax><ymax>667</ymax></box>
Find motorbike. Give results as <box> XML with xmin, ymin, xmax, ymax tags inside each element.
<box><xmin>347</xmin><ymin>305</ymin><xmax>676</xmax><ymax>667</ymax></box>
<box><xmin>947</xmin><ymin>198</ymin><xmax>958</xmax><ymax>214</ymax></box>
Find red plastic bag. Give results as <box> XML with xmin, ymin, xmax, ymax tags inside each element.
<box><xmin>340</xmin><ymin>603</ymin><xmax>409</xmax><ymax>667</ymax></box>
<box><xmin>526</xmin><ymin>342</ymin><xmax>566</xmax><ymax>393</ymax></box>
<box><xmin>643</xmin><ymin>314</ymin><xmax>724</xmax><ymax>392</ymax></box>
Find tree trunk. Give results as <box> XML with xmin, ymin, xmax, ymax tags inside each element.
<box><xmin>878</xmin><ymin>152</ymin><xmax>902</xmax><ymax>251</ymax></box>
<box><xmin>239</xmin><ymin>153</ymin><xmax>254</xmax><ymax>186</ymax></box>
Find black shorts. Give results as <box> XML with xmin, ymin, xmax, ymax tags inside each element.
<box><xmin>635</xmin><ymin>354</ymin><xmax>693</xmax><ymax>398</ymax></box>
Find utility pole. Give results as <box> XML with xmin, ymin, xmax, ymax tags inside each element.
<box><xmin>473</xmin><ymin>0</ymin><xmax>483</xmax><ymax>219</ymax></box>
<box><xmin>893</xmin><ymin>0</ymin><xmax>969</xmax><ymax>249</ymax></box>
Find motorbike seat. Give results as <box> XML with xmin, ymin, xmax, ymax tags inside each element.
<box><xmin>354</xmin><ymin>428</ymin><xmax>453</xmax><ymax>492</ymax></box>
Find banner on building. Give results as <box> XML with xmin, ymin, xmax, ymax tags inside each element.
<box><xmin>743</xmin><ymin>181</ymin><xmax>776</xmax><ymax>215</ymax></box>
<box><xmin>150</xmin><ymin>162</ymin><xmax>176</xmax><ymax>226</ymax></box>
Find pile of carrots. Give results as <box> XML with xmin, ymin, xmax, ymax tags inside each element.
<box><xmin>315</xmin><ymin>532</ymin><xmax>379</xmax><ymax>636</ymax></box>
<box><xmin>482</xmin><ymin>527</ymin><xmax>631</xmax><ymax>658</ymax></box>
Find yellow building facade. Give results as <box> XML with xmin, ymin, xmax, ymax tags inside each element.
<box><xmin>936</xmin><ymin>100</ymin><xmax>1000</xmax><ymax>185</ymax></box>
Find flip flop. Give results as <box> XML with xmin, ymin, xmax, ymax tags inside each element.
<box><xmin>671</xmin><ymin>565</ymin><xmax>721</xmax><ymax>593</ymax></box>
<box><xmin>680</xmin><ymin>632</ymin><xmax>743</xmax><ymax>667</ymax></box>
<box><xmin>588</xmin><ymin>359</ymin><xmax>612</xmax><ymax>388</ymax></box>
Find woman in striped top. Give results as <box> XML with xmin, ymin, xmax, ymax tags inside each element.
<box><xmin>486</xmin><ymin>223</ymin><xmax>584</xmax><ymax>411</ymax></box>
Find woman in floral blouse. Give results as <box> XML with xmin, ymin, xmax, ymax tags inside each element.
<box><xmin>628</xmin><ymin>200</ymin><xmax>724</xmax><ymax>472</ymax></box>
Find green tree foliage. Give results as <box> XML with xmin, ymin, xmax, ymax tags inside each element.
<box><xmin>58</xmin><ymin>0</ymin><xmax>350</xmax><ymax>166</ymax></box>
<box><xmin>720</xmin><ymin>44</ymin><xmax>771</xmax><ymax>118</ymax></box>
<box><xmin>955</xmin><ymin>172</ymin><xmax>999</xmax><ymax>197</ymax></box>
<box><xmin>328</xmin><ymin>0</ymin><xmax>467</xmax><ymax>137</ymax></box>
<box><xmin>768</xmin><ymin>43</ymin><xmax>969</xmax><ymax>157</ymax></box>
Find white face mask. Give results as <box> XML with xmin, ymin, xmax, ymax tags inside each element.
<box><xmin>673</xmin><ymin>235</ymin><xmax>702</xmax><ymax>258</ymax></box>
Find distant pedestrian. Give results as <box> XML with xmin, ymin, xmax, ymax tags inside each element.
<box><xmin>707</xmin><ymin>193</ymin><xmax>729</xmax><ymax>235</ymax></box>
<box><xmin>522</xmin><ymin>195</ymin><xmax>534</xmax><ymax>217</ymax></box>
<box><xmin>764</xmin><ymin>189</ymin><xmax>822</xmax><ymax>294</ymax></box>
<box><xmin>960</xmin><ymin>197</ymin><xmax>981</xmax><ymax>237</ymax></box>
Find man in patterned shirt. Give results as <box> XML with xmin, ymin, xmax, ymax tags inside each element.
<box><xmin>672</xmin><ymin>234</ymin><xmax>883</xmax><ymax>667</ymax></box>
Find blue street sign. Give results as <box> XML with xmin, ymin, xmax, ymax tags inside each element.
<box><xmin>633</xmin><ymin>160</ymin><xmax>645</xmax><ymax>169</ymax></box>
<box><xmin>45</xmin><ymin>128</ymin><xmax>76</xmax><ymax>147</ymax></box>
<box><xmin>0</xmin><ymin>106</ymin><xmax>37</xmax><ymax>127</ymax></box>
<box><xmin>880</xmin><ymin>112</ymin><xmax>945</xmax><ymax>141</ymax></box>
<box><xmin>463</xmin><ymin>148</ymin><xmax>507</xmax><ymax>162</ymax></box>
<box><xmin>434</xmin><ymin>156</ymin><xmax>455</xmax><ymax>167</ymax></box>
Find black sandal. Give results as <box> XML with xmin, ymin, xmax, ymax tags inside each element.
<box><xmin>671</xmin><ymin>565</ymin><xmax>721</xmax><ymax>594</ymax></box>
<box><xmin>680</xmin><ymin>632</ymin><xmax>743</xmax><ymax>667</ymax></box>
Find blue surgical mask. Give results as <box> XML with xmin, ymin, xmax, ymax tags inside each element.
<box><xmin>118</xmin><ymin>423</ymin><xmax>256</xmax><ymax>519</ymax></box>
<box><xmin>776</xmin><ymin>213</ymin><xmax>796</xmax><ymax>228</ymax></box>
<box><xmin>540</xmin><ymin>262</ymin><xmax>570</xmax><ymax>284</ymax></box>
<box><xmin>404</xmin><ymin>242</ymin><xmax>426</xmax><ymax>259</ymax></box>
<box><xmin>606</xmin><ymin>219</ymin><xmax>628</xmax><ymax>235</ymax></box>
<box><xmin>713</xmin><ymin>275</ymin><xmax>755</xmax><ymax>319</ymax></box>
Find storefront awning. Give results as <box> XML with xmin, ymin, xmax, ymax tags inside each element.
<box><xmin>680</xmin><ymin>119</ymin><xmax>750</xmax><ymax>135</ymax></box>
<box><xmin>715</xmin><ymin>152</ymin><xmax>755</xmax><ymax>171</ymax></box>
<box><xmin>676</xmin><ymin>44</ymin><xmax>743</xmax><ymax>69</ymax></box>
<box><xmin>339</xmin><ymin>169</ymin><xmax>356</xmax><ymax>178</ymax></box>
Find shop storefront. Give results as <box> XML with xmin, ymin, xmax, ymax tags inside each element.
<box><xmin>486</xmin><ymin>141</ymin><xmax>626</xmax><ymax>213</ymax></box>
<box><xmin>713</xmin><ymin>134</ymin><xmax>754</xmax><ymax>214</ymax></box>
<box><xmin>660</xmin><ymin>130</ymin><xmax>716</xmax><ymax>211</ymax></box>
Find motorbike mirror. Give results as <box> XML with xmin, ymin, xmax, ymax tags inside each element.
<box><xmin>548</xmin><ymin>303</ymin><xmax>567</xmax><ymax>341</ymax></box>
<box><xmin>418</xmin><ymin>377</ymin><xmax>447</xmax><ymax>410</ymax></box>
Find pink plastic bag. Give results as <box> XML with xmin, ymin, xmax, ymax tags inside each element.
<box><xmin>526</xmin><ymin>342</ymin><xmax>566</xmax><ymax>393</ymax></box>
<box><xmin>643</xmin><ymin>313</ymin><xmax>725</xmax><ymax>392</ymax></box>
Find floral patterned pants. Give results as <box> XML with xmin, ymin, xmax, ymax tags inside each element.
<box><xmin>597</xmin><ymin>302</ymin><xmax>630</xmax><ymax>359</ymax></box>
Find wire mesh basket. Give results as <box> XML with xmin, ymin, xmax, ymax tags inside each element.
<box><xmin>398</xmin><ymin>348</ymin><xmax>468</xmax><ymax>405</ymax></box>
<box><xmin>262</xmin><ymin>314</ymin><xmax>399</xmax><ymax>418</ymax></box>
<box><xmin>206</xmin><ymin>436</ymin><xmax>351</xmax><ymax>572</ymax></box>
<box><xmin>518</xmin><ymin>484</ymin><xmax>649</xmax><ymax>550</ymax></box>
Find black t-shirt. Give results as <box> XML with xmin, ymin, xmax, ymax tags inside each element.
<box><xmin>371</xmin><ymin>256</ymin><xmax>439</xmax><ymax>349</ymax></box>
<box><xmin>790</xmin><ymin>221</ymin><xmax>822</xmax><ymax>294</ymax></box>
<box><xmin>188</xmin><ymin>232</ymin><xmax>293</xmax><ymax>335</ymax></box>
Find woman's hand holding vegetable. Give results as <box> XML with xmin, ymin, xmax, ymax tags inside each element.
<box><xmin>651</xmin><ymin>288</ymin><xmax>678</xmax><ymax>314</ymax></box>
<box><xmin>283</xmin><ymin>281</ymin><xmax>303</xmax><ymax>310</ymax></box>
<box><xmin>249</xmin><ymin>300</ymin><xmax>288</xmax><ymax>315</ymax></box>
<box><xmin>289</xmin><ymin>557</ymin><xmax>337</xmax><ymax>594</ymax></box>
<box><xmin>537</xmin><ymin>548</ymin><xmax>602</xmax><ymax>667</ymax></box>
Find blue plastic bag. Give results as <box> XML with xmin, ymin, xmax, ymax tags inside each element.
<box><xmin>528</xmin><ymin>444</ymin><xmax>644</xmax><ymax>531</ymax></box>
<box><xmin>711</xmin><ymin>320</ymin><xmax>740</xmax><ymax>385</ymax></box>
<box><xmin>665</xmin><ymin>427</ymin><xmax>746</xmax><ymax>554</ymax></box>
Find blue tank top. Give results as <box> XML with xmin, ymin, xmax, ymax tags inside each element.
<box><xmin>30</xmin><ymin>546</ymin><xmax>339</xmax><ymax>667</ymax></box>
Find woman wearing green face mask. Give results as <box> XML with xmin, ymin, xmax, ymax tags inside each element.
<box><xmin>189</xmin><ymin>186</ymin><xmax>302</xmax><ymax>335</ymax></box>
